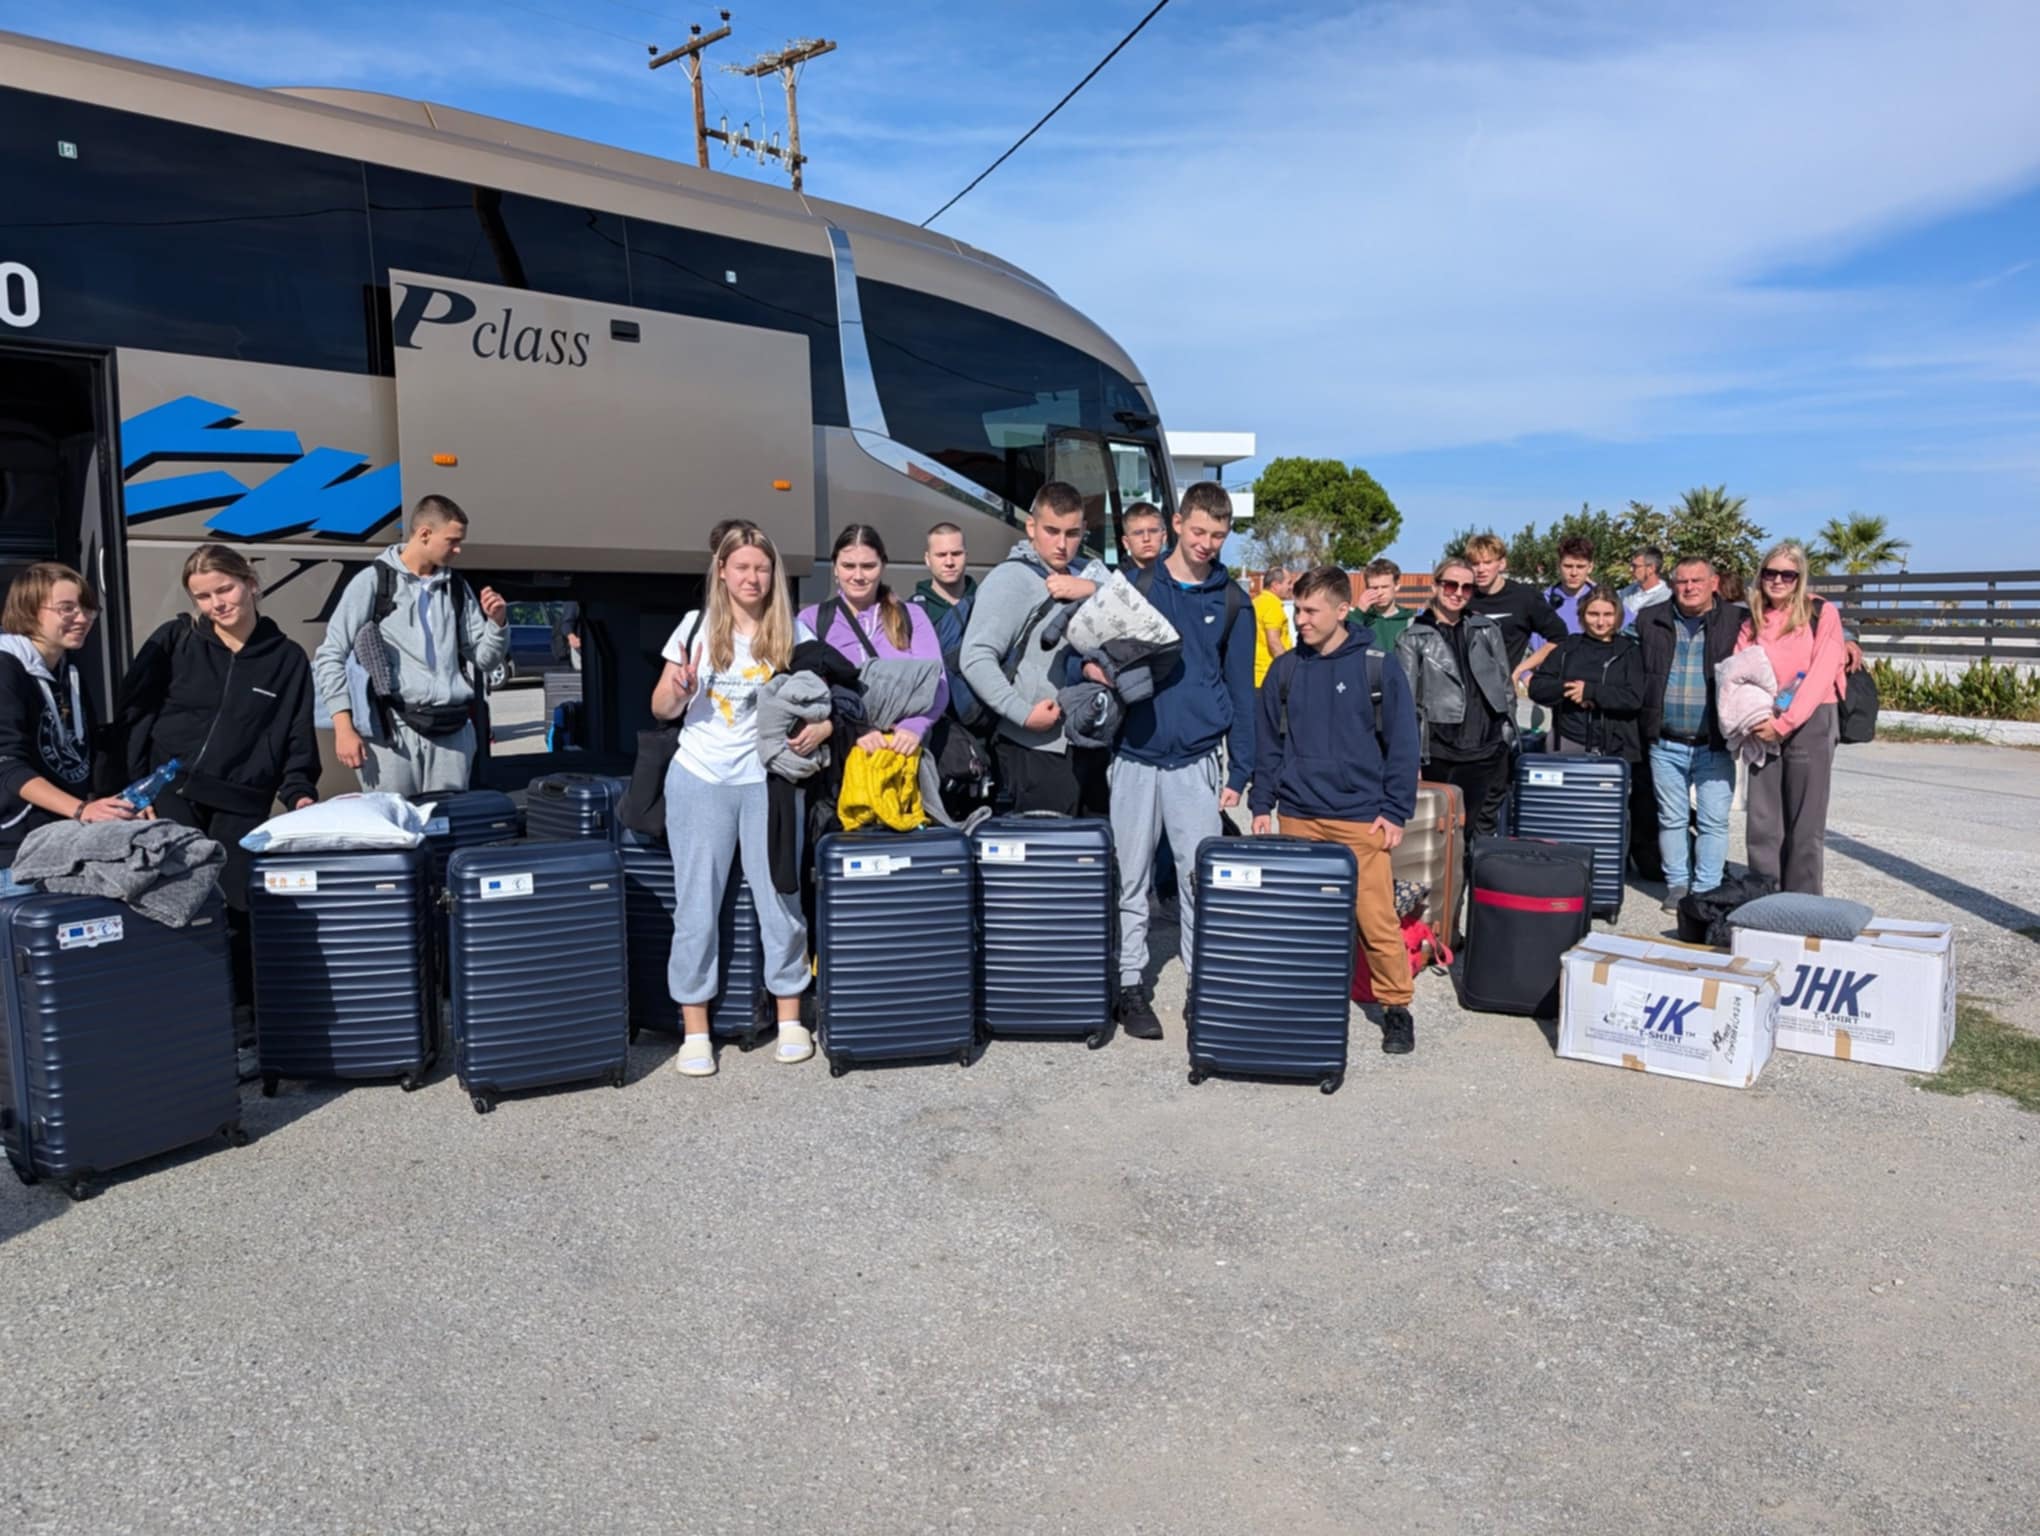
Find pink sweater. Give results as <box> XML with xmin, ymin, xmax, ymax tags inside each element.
<box><xmin>1735</xmin><ymin>601</ymin><xmax>1845</xmax><ymax>737</ymax></box>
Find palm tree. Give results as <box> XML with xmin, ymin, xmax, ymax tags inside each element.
<box><xmin>1813</xmin><ymin>513</ymin><xmax>1910</xmax><ymax>575</ymax></box>
<box><xmin>1674</xmin><ymin>485</ymin><xmax>1748</xmax><ymax>522</ymax></box>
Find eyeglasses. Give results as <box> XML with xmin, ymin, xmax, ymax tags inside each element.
<box><xmin>1759</xmin><ymin>567</ymin><xmax>1801</xmax><ymax>585</ymax></box>
<box><xmin>1435</xmin><ymin>579</ymin><xmax>1474</xmax><ymax>595</ymax></box>
<box><xmin>40</xmin><ymin>603</ymin><xmax>95</xmax><ymax>621</ymax></box>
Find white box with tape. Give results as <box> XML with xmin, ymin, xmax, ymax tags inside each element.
<box><xmin>1729</xmin><ymin>919</ymin><xmax>1955</xmax><ymax>1071</ymax></box>
<box><xmin>1557</xmin><ymin>934</ymin><xmax>1782</xmax><ymax>1088</ymax></box>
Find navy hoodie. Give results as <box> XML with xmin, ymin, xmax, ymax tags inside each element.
<box><xmin>1116</xmin><ymin>562</ymin><xmax>1258</xmax><ymax>791</ymax></box>
<box><xmin>1250</xmin><ymin>621</ymin><xmax>1420</xmax><ymax>826</ymax></box>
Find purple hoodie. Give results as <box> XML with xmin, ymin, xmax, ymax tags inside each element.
<box><xmin>797</xmin><ymin>595</ymin><xmax>949</xmax><ymax>741</ymax></box>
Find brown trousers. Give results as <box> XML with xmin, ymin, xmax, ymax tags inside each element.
<box><xmin>1280</xmin><ymin>813</ymin><xmax>1414</xmax><ymax>1007</ymax></box>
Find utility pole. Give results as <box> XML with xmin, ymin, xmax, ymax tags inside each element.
<box><xmin>646</xmin><ymin>12</ymin><xmax>733</xmax><ymax>170</ymax></box>
<box><xmin>729</xmin><ymin>38</ymin><xmax>835</xmax><ymax>193</ymax></box>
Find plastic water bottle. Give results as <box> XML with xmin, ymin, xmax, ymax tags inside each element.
<box><xmin>121</xmin><ymin>757</ymin><xmax>181</xmax><ymax>810</ymax></box>
<box><xmin>1774</xmin><ymin>670</ymin><xmax>1807</xmax><ymax>712</ymax></box>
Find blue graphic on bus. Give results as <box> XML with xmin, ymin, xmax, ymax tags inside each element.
<box><xmin>121</xmin><ymin>395</ymin><xmax>401</xmax><ymax>539</ymax></box>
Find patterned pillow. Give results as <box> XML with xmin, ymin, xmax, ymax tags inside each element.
<box><xmin>1393</xmin><ymin>879</ymin><xmax>1429</xmax><ymax>920</ymax></box>
<box><xmin>1725</xmin><ymin>892</ymin><xmax>1873</xmax><ymax>940</ymax></box>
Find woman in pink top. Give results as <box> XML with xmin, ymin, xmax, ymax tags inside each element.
<box><xmin>1735</xmin><ymin>540</ymin><xmax>1846</xmax><ymax>893</ymax></box>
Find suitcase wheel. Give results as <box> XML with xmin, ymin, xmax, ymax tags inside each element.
<box><xmin>223</xmin><ymin>1123</ymin><xmax>251</xmax><ymax>1148</ymax></box>
<box><xmin>957</xmin><ymin>1046</ymin><xmax>972</xmax><ymax>1069</ymax></box>
<box><xmin>399</xmin><ymin>1070</ymin><xmax>427</xmax><ymax>1093</ymax></box>
<box><xmin>9</xmin><ymin>1155</ymin><xmax>35</xmax><ymax>1187</ymax></box>
<box><xmin>827</xmin><ymin>1055</ymin><xmax>849</xmax><ymax>1078</ymax></box>
<box><xmin>627</xmin><ymin>1022</ymin><xmax>641</xmax><ymax>1044</ymax></box>
<box><xmin>470</xmin><ymin>1093</ymin><xmax>495</xmax><ymax>1116</ymax></box>
<box><xmin>610</xmin><ymin>1065</ymin><xmax>627</xmax><ymax>1090</ymax></box>
<box><xmin>1086</xmin><ymin>1027</ymin><xmax>1110</xmax><ymax>1051</ymax></box>
<box><xmin>260</xmin><ymin>1074</ymin><xmax>280</xmax><ymax>1099</ymax></box>
<box><xmin>1319</xmin><ymin>1074</ymin><xmax>1344</xmax><ymax>1097</ymax></box>
<box><xmin>61</xmin><ymin>1174</ymin><xmax>96</xmax><ymax>1202</ymax></box>
<box><xmin>1187</xmin><ymin>1068</ymin><xmax>1207</xmax><ymax>1086</ymax></box>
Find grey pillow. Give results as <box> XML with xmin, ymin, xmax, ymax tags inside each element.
<box><xmin>1726</xmin><ymin>891</ymin><xmax>1873</xmax><ymax>940</ymax></box>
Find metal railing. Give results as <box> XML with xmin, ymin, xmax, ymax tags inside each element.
<box><xmin>1810</xmin><ymin>569</ymin><xmax>2040</xmax><ymax>662</ymax></box>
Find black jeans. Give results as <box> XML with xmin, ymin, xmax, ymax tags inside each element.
<box><xmin>995</xmin><ymin>740</ymin><xmax>1109</xmax><ymax>817</ymax></box>
<box><xmin>155</xmin><ymin>788</ymin><xmax>264</xmax><ymax>1011</ymax></box>
<box><xmin>1430</xmin><ymin>749</ymin><xmax>1512</xmax><ymax>843</ymax></box>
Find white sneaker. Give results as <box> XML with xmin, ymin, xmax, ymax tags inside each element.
<box><xmin>674</xmin><ymin>1035</ymin><xmax>716</xmax><ymax>1077</ymax></box>
<box><xmin>774</xmin><ymin>1022</ymin><xmax>815</xmax><ymax>1065</ymax></box>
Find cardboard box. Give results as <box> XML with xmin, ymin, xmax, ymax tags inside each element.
<box><xmin>1558</xmin><ymin>934</ymin><xmax>1781</xmax><ymax>1088</ymax></box>
<box><xmin>1729</xmin><ymin>919</ymin><xmax>1956</xmax><ymax>1072</ymax></box>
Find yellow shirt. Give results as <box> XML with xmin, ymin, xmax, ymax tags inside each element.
<box><xmin>1252</xmin><ymin>588</ymin><xmax>1291</xmax><ymax>687</ymax></box>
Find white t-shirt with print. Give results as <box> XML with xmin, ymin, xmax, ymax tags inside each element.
<box><xmin>662</xmin><ymin>611</ymin><xmax>815</xmax><ymax>786</ymax></box>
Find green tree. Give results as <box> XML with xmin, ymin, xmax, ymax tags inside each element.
<box><xmin>1614</xmin><ymin>488</ymin><xmax>1765</xmax><ymax>579</ymax></box>
<box><xmin>1813</xmin><ymin>513</ymin><xmax>1910</xmax><ymax>575</ymax></box>
<box><xmin>1250</xmin><ymin>458</ymin><xmax>1401</xmax><ymax>568</ymax></box>
<box><xmin>1444</xmin><ymin>505</ymin><xmax>1627</xmax><ymax>586</ymax></box>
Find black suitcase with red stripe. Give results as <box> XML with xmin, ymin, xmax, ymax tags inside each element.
<box><xmin>1457</xmin><ymin>836</ymin><xmax>1594</xmax><ymax>1017</ymax></box>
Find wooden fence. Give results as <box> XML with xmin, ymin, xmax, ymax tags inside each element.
<box><xmin>1809</xmin><ymin>569</ymin><xmax>2040</xmax><ymax>663</ymax></box>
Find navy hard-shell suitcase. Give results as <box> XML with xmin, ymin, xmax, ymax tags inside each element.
<box><xmin>1510</xmin><ymin>753</ymin><xmax>1629</xmax><ymax>919</ymax></box>
<box><xmin>815</xmin><ymin>828</ymin><xmax>976</xmax><ymax>1074</ymax></box>
<box><xmin>524</xmin><ymin>772</ymin><xmax>626</xmax><ymax>843</ymax></box>
<box><xmin>1185</xmin><ymin>835</ymin><xmax>1356</xmax><ymax>1094</ymax></box>
<box><xmin>1458</xmin><ymin>836</ymin><xmax>1594</xmax><ymax>1017</ymax></box>
<box><xmin>1</xmin><ymin>892</ymin><xmax>243</xmax><ymax>1199</ymax></box>
<box><xmin>248</xmin><ymin>847</ymin><xmax>434</xmax><ymax>1093</ymax></box>
<box><xmin>971</xmin><ymin>814</ymin><xmax>1114</xmax><ymax>1045</ymax></box>
<box><xmin>445</xmin><ymin>841</ymin><xmax>629</xmax><ymax>1112</ymax></box>
<box><xmin>618</xmin><ymin>830</ymin><xmax>767</xmax><ymax>1046</ymax></box>
<box><xmin>420</xmin><ymin>790</ymin><xmax>522</xmax><ymax>891</ymax></box>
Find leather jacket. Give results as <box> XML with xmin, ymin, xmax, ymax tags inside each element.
<box><xmin>1395</xmin><ymin>610</ymin><xmax>1515</xmax><ymax>761</ymax></box>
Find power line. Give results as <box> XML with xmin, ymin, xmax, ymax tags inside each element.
<box><xmin>921</xmin><ymin>0</ymin><xmax>1174</xmax><ymax>228</ymax></box>
<box><xmin>591</xmin><ymin>0</ymin><xmax>702</xmax><ymax>27</ymax></box>
<box><xmin>499</xmin><ymin>0</ymin><xmax>651</xmax><ymax>48</ymax></box>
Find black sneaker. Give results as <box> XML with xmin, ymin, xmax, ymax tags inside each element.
<box><xmin>1381</xmin><ymin>1007</ymin><xmax>1415</xmax><ymax>1055</ymax></box>
<box><xmin>1116</xmin><ymin>985</ymin><xmax>1164</xmax><ymax>1041</ymax></box>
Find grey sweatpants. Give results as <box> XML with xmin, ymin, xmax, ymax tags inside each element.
<box><xmin>1110</xmin><ymin>752</ymin><xmax>1222</xmax><ymax>989</ymax></box>
<box><xmin>1745</xmin><ymin>703</ymin><xmax>1838</xmax><ymax>895</ymax></box>
<box><xmin>358</xmin><ymin>720</ymin><xmax>476</xmax><ymax>796</ymax></box>
<box><xmin>664</xmin><ymin>761</ymin><xmax>809</xmax><ymax>1006</ymax></box>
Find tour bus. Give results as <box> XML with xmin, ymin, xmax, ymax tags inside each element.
<box><xmin>0</xmin><ymin>31</ymin><xmax>1172</xmax><ymax>789</ymax></box>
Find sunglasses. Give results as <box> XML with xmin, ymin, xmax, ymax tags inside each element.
<box><xmin>1759</xmin><ymin>567</ymin><xmax>1802</xmax><ymax>584</ymax></box>
<box><xmin>1436</xmin><ymin>579</ymin><xmax>1474</xmax><ymax>595</ymax></box>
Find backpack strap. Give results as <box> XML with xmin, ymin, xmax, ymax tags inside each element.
<box><xmin>370</xmin><ymin>560</ymin><xmax>476</xmax><ymax>673</ymax></box>
<box><xmin>820</xmin><ymin>598</ymin><xmax>879</xmax><ymax>662</ymax></box>
<box><xmin>1001</xmin><ymin>594</ymin><xmax>1059</xmax><ymax>684</ymax></box>
<box><xmin>1274</xmin><ymin>646</ymin><xmax>1386</xmax><ymax>751</ymax></box>
<box><xmin>1138</xmin><ymin>565</ymin><xmax>1249</xmax><ymax>659</ymax></box>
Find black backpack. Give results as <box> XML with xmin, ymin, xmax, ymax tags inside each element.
<box><xmin>367</xmin><ymin>560</ymin><xmax>478</xmax><ymax>738</ymax></box>
<box><xmin>1808</xmin><ymin>596</ymin><xmax>1880</xmax><ymax>744</ymax></box>
<box><xmin>1271</xmin><ymin>644</ymin><xmax>1387</xmax><ymax>752</ymax></box>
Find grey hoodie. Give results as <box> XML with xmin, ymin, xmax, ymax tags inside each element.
<box><xmin>312</xmin><ymin>546</ymin><xmax>508</xmax><ymax>730</ymax></box>
<box><xmin>958</xmin><ymin>540</ymin><xmax>1109</xmax><ymax>754</ymax></box>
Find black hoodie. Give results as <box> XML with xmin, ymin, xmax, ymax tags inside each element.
<box><xmin>0</xmin><ymin>635</ymin><xmax>95</xmax><ymax>861</ymax></box>
<box><xmin>115</xmin><ymin>616</ymin><xmax>321</xmax><ymax>816</ymax></box>
<box><xmin>1526</xmin><ymin>631</ymin><xmax>1646</xmax><ymax>761</ymax></box>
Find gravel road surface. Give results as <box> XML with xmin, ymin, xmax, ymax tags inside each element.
<box><xmin>3</xmin><ymin>740</ymin><xmax>2035</xmax><ymax>1534</ymax></box>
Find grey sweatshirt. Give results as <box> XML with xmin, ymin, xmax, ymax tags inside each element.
<box><xmin>959</xmin><ymin>540</ymin><xmax>1109</xmax><ymax>754</ymax></box>
<box><xmin>311</xmin><ymin>546</ymin><xmax>508</xmax><ymax>726</ymax></box>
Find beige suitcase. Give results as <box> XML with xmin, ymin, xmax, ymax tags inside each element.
<box><xmin>1393</xmin><ymin>781</ymin><xmax>1467</xmax><ymax>940</ymax></box>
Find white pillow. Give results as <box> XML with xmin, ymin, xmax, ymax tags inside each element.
<box><xmin>240</xmin><ymin>793</ymin><xmax>435</xmax><ymax>853</ymax></box>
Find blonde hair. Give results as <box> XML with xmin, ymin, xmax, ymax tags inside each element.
<box><xmin>1463</xmin><ymin>532</ymin><xmax>1506</xmax><ymax>562</ymax></box>
<box><xmin>182</xmin><ymin>543</ymin><xmax>260</xmax><ymax>625</ymax></box>
<box><xmin>1749</xmin><ymin>540</ymin><xmax>1814</xmax><ymax>636</ymax></box>
<box><xmin>1429</xmin><ymin>557</ymin><xmax>1474</xmax><ymax>619</ymax></box>
<box><xmin>705</xmin><ymin>525</ymin><xmax>795</xmax><ymax>674</ymax></box>
<box><xmin>3</xmin><ymin>562</ymin><xmax>98</xmax><ymax>637</ymax></box>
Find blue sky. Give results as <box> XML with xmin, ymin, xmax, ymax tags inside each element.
<box><xmin>8</xmin><ymin>0</ymin><xmax>2038</xmax><ymax>565</ymax></box>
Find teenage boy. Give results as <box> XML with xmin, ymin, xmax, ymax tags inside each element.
<box><xmin>1621</xmin><ymin>546</ymin><xmax>1672</xmax><ymax>628</ymax></box>
<box><xmin>1465</xmin><ymin>532</ymin><xmax>1567</xmax><ymax>673</ymax></box>
<box><xmin>960</xmin><ymin>482</ymin><xmax>1107</xmax><ymax>815</ymax></box>
<box><xmin>1111</xmin><ymin>481</ymin><xmax>1257</xmax><ymax>1040</ymax></box>
<box><xmin>1252</xmin><ymin>565</ymin><xmax>1422</xmax><ymax>1053</ymax></box>
<box><xmin>314</xmin><ymin>494</ymin><xmax>509</xmax><ymax>795</ymax></box>
<box><xmin>1119</xmin><ymin>502</ymin><xmax>1166</xmax><ymax>573</ymax></box>
<box><xmin>1252</xmin><ymin>565</ymin><xmax>1296</xmax><ymax>687</ymax></box>
<box><xmin>1524</xmin><ymin>536</ymin><xmax>1598</xmax><ymax>662</ymax></box>
<box><xmin>1636</xmin><ymin>555</ymin><xmax>1746</xmax><ymax>910</ymax></box>
<box><xmin>1355</xmin><ymin>558</ymin><xmax>1413</xmax><ymax>647</ymax></box>
<box><xmin>913</xmin><ymin>522</ymin><xmax>976</xmax><ymax>629</ymax></box>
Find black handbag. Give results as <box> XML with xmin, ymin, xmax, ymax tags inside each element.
<box><xmin>618</xmin><ymin>614</ymin><xmax>699</xmax><ymax>839</ymax></box>
<box><xmin>1838</xmin><ymin>667</ymin><xmax>1879</xmax><ymax>745</ymax></box>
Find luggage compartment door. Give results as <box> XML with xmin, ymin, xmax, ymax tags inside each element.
<box><xmin>389</xmin><ymin>271</ymin><xmax>814</xmax><ymax>570</ymax></box>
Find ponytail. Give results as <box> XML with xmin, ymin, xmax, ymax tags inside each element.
<box><xmin>876</xmin><ymin>584</ymin><xmax>911</xmax><ymax>651</ymax></box>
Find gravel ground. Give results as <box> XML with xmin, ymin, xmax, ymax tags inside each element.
<box><xmin>2</xmin><ymin>740</ymin><xmax>2036</xmax><ymax>1534</ymax></box>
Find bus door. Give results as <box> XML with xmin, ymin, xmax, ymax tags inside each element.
<box><xmin>1048</xmin><ymin>429</ymin><xmax>1171</xmax><ymax>570</ymax></box>
<box><xmin>0</xmin><ymin>339</ymin><xmax>130</xmax><ymax>727</ymax></box>
<box><xmin>385</xmin><ymin>271</ymin><xmax>813</xmax><ymax>786</ymax></box>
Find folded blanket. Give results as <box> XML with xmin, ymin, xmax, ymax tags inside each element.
<box><xmin>858</xmin><ymin>658</ymin><xmax>944</xmax><ymax>732</ymax></box>
<box><xmin>13</xmin><ymin>819</ymin><xmax>225</xmax><ymax>927</ymax></box>
<box><xmin>1060</xmin><ymin>573</ymin><xmax>1180</xmax><ymax>656</ymax></box>
<box><xmin>756</xmin><ymin>671</ymin><xmax>835</xmax><ymax>781</ymax></box>
<box><xmin>1715</xmin><ymin>648</ymin><xmax>1781</xmax><ymax>768</ymax></box>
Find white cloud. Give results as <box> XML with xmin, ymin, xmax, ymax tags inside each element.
<box><xmin>880</xmin><ymin>0</ymin><xmax>2040</xmax><ymax>461</ymax></box>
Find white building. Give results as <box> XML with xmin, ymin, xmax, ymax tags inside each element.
<box><xmin>1166</xmin><ymin>430</ymin><xmax>1255</xmax><ymax>526</ymax></box>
